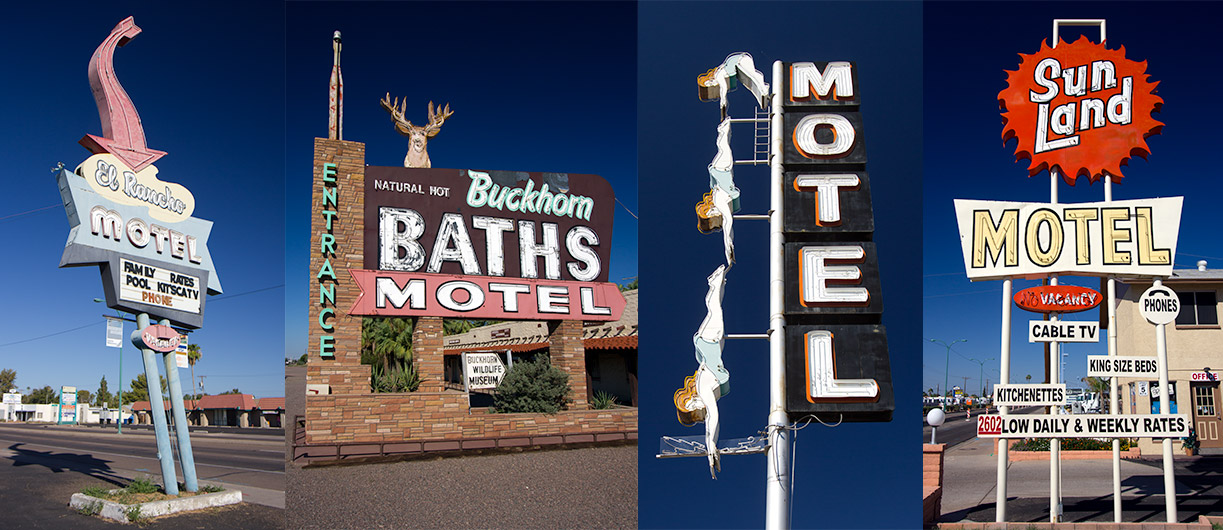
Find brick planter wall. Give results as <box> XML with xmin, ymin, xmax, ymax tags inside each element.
<box><xmin>305</xmin><ymin>392</ymin><xmax>636</xmax><ymax>444</ymax></box>
<box><xmin>1007</xmin><ymin>446</ymin><xmax>1142</xmax><ymax>461</ymax></box>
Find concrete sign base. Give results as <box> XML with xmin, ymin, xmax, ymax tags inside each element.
<box><xmin>69</xmin><ymin>488</ymin><xmax>242</xmax><ymax>524</ymax></box>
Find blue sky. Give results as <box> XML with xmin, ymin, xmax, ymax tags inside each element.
<box><xmin>0</xmin><ymin>5</ymin><xmax>286</xmax><ymax>400</ymax></box>
<box><xmin>638</xmin><ymin>2</ymin><xmax>923</xmax><ymax>528</ymax></box>
<box><xmin>924</xmin><ymin>3</ymin><xmax>1223</xmax><ymax>398</ymax></box>
<box><xmin>283</xmin><ymin>1</ymin><xmax>639</xmax><ymax>360</ymax></box>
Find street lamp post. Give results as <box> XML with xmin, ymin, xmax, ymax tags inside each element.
<box><xmin>930</xmin><ymin>338</ymin><xmax>968</xmax><ymax>410</ymax></box>
<box><xmin>969</xmin><ymin>357</ymin><xmax>995</xmax><ymax>400</ymax></box>
<box><xmin>95</xmin><ymin>298</ymin><xmax>123</xmax><ymax>434</ymax></box>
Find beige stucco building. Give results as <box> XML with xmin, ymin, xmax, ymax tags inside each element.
<box><xmin>1116</xmin><ymin>263</ymin><xmax>1223</xmax><ymax>453</ymax></box>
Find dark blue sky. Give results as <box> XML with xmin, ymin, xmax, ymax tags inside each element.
<box><xmin>0</xmin><ymin>5</ymin><xmax>286</xmax><ymax>399</ymax></box>
<box><xmin>283</xmin><ymin>2</ymin><xmax>639</xmax><ymax>360</ymax></box>
<box><xmin>923</xmin><ymin>3</ymin><xmax>1223</xmax><ymax>400</ymax></box>
<box><xmin>639</xmin><ymin>2</ymin><xmax>923</xmax><ymax>528</ymax></box>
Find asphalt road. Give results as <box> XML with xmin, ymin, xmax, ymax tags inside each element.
<box><xmin>923</xmin><ymin>406</ymin><xmax>1042</xmax><ymax>448</ymax></box>
<box><xmin>287</xmin><ymin>444</ymin><xmax>637</xmax><ymax>529</ymax></box>
<box><xmin>940</xmin><ymin>434</ymin><xmax>1223</xmax><ymax>524</ymax></box>
<box><xmin>0</xmin><ymin>423</ymin><xmax>285</xmax><ymax>507</ymax></box>
<box><xmin>0</xmin><ymin>423</ymin><xmax>283</xmax><ymax>528</ymax></box>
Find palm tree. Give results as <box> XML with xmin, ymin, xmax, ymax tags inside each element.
<box><xmin>1081</xmin><ymin>376</ymin><xmax>1109</xmax><ymax>412</ymax></box>
<box><xmin>361</xmin><ymin>317</ymin><xmax>414</xmax><ymax>373</ymax></box>
<box><xmin>1026</xmin><ymin>374</ymin><xmax>1031</xmax><ymax>383</ymax></box>
<box><xmin>187</xmin><ymin>343</ymin><xmax>201</xmax><ymax>409</ymax></box>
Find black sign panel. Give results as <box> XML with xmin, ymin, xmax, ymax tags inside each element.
<box><xmin>99</xmin><ymin>253</ymin><xmax>209</xmax><ymax>329</ymax></box>
<box><xmin>784</xmin><ymin>171</ymin><xmax>874</xmax><ymax>236</ymax></box>
<box><xmin>781</xmin><ymin>61</ymin><xmax>860</xmax><ymax>108</ymax></box>
<box><xmin>783</xmin><ymin>111</ymin><xmax>867</xmax><ymax>167</ymax></box>
<box><xmin>778</xmin><ymin>59</ymin><xmax>890</xmax><ymax>423</ymax></box>
<box><xmin>784</xmin><ymin>242</ymin><xmax>882</xmax><ymax>319</ymax></box>
<box><xmin>785</xmin><ymin>324</ymin><xmax>892</xmax><ymax>422</ymax></box>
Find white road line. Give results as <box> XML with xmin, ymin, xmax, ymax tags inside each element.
<box><xmin>0</xmin><ymin>436</ymin><xmax>284</xmax><ymax>475</ymax></box>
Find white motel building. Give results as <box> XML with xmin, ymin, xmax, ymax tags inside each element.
<box><xmin>1117</xmin><ymin>261</ymin><xmax>1223</xmax><ymax>453</ymax></box>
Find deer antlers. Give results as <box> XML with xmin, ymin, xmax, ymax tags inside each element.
<box><xmin>380</xmin><ymin>94</ymin><xmax>453</xmax><ymax>137</ymax></box>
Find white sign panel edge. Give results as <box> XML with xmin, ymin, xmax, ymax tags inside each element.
<box><xmin>992</xmin><ymin>383</ymin><xmax>1067</xmax><ymax>406</ymax></box>
<box><xmin>977</xmin><ymin>413</ymin><xmax>1189</xmax><ymax>438</ymax></box>
<box><xmin>1086</xmin><ymin>355</ymin><xmax>1160</xmax><ymax>378</ymax></box>
<box><xmin>1028</xmin><ymin>320</ymin><xmax>1101</xmax><ymax>343</ymax></box>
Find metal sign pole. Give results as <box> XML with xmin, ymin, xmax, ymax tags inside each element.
<box><xmin>1106</xmin><ymin>176</ymin><xmax>1122</xmax><ymax>523</ymax></box>
<box><xmin>135</xmin><ymin>312</ymin><xmax>179</xmax><ymax>495</ymax></box>
<box><xmin>764</xmin><ymin>59</ymin><xmax>790</xmax><ymax>530</ymax></box>
<box><xmin>1154</xmin><ymin>278</ymin><xmax>1177</xmax><ymax>522</ymax></box>
<box><xmin>117</xmin><ymin>315</ymin><xmax>123</xmax><ymax>434</ymax></box>
<box><xmin>159</xmin><ymin>318</ymin><xmax>198</xmax><ymax>492</ymax></box>
<box><xmin>996</xmin><ymin>278</ymin><xmax>1012</xmax><ymax>522</ymax></box>
<box><xmin>1048</xmin><ymin>170</ymin><xmax>1062</xmax><ymax>522</ymax></box>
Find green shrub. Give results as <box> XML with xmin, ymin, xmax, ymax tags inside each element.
<box><xmin>493</xmin><ymin>354</ymin><xmax>570</xmax><ymax>414</ymax></box>
<box><xmin>371</xmin><ymin>361</ymin><xmax>420</xmax><ymax>393</ymax></box>
<box><xmin>199</xmin><ymin>484</ymin><xmax>224</xmax><ymax>494</ymax></box>
<box><xmin>1011</xmin><ymin>438</ymin><xmax>1134</xmax><ymax>451</ymax></box>
<box><xmin>125</xmin><ymin>476</ymin><xmax>159</xmax><ymax>494</ymax></box>
<box><xmin>125</xmin><ymin>505</ymin><xmax>142</xmax><ymax>522</ymax></box>
<box><xmin>591</xmin><ymin>391</ymin><xmax>618</xmax><ymax>410</ymax></box>
<box><xmin>80</xmin><ymin>486</ymin><xmax>111</xmax><ymax>498</ymax></box>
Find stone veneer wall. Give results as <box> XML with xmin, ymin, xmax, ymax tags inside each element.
<box><xmin>307</xmin><ymin>138</ymin><xmax>369</xmax><ymax>401</ymax></box>
<box><xmin>305</xmin><ymin>393</ymin><xmax>636</xmax><ymax>444</ymax></box>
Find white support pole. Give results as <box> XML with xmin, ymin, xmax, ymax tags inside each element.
<box><xmin>1154</xmin><ymin>278</ymin><xmax>1177</xmax><ymax>523</ymax></box>
<box><xmin>764</xmin><ymin>60</ymin><xmax>790</xmax><ymax>530</ymax></box>
<box><xmin>1106</xmin><ymin>175</ymin><xmax>1122</xmax><ymax>522</ymax></box>
<box><xmin>1049</xmin><ymin>171</ymin><xmax>1062</xmax><ymax>522</ymax></box>
<box><xmin>996</xmin><ymin>278</ymin><xmax>1013</xmax><ymax>522</ymax></box>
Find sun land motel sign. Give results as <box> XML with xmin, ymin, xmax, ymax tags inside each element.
<box><xmin>301</xmin><ymin>35</ymin><xmax>631</xmax><ymax>457</ymax></box>
<box><xmin>956</xmin><ymin>22</ymin><xmax>1189</xmax><ymax>524</ymax></box>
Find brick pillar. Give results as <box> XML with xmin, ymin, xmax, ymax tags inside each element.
<box><xmin>548</xmin><ymin>320</ymin><xmax>588</xmax><ymax>409</ymax></box>
<box><xmin>413</xmin><ymin>317</ymin><xmax>445</xmax><ymax>392</ymax></box>
<box><xmin>307</xmin><ymin>138</ymin><xmax>370</xmax><ymax>396</ymax></box>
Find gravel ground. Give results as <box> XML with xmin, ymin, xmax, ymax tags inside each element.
<box><xmin>287</xmin><ymin>444</ymin><xmax>637</xmax><ymax>529</ymax></box>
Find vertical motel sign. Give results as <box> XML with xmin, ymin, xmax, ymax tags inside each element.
<box><xmin>781</xmin><ymin>62</ymin><xmax>892</xmax><ymax>422</ymax></box>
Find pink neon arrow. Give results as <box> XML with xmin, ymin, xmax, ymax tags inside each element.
<box><xmin>79</xmin><ymin>16</ymin><xmax>166</xmax><ymax>172</ymax></box>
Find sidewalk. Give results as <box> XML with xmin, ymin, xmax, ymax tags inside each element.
<box><xmin>4</xmin><ymin>422</ymin><xmax>284</xmax><ymax>440</ymax></box>
<box><xmin>940</xmin><ymin>437</ymin><xmax>1223</xmax><ymax>524</ymax></box>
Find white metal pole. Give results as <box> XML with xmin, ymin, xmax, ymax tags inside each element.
<box><xmin>1049</xmin><ymin>171</ymin><xmax>1062</xmax><ymax>522</ymax></box>
<box><xmin>1106</xmin><ymin>175</ymin><xmax>1122</xmax><ymax>522</ymax></box>
<box><xmin>1154</xmin><ymin>278</ymin><xmax>1177</xmax><ymax>522</ymax></box>
<box><xmin>996</xmin><ymin>278</ymin><xmax>1012</xmax><ymax>522</ymax></box>
<box><xmin>765</xmin><ymin>60</ymin><xmax>790</xmax><ymax>530</ymax></box>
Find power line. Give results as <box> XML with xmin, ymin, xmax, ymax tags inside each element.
<box><xmin>0</xmin><ymin>284</ymin><xmax>285</xmax><ymax>350</ymax></box>
<box><xmin>924</xmin><ymin>288</ymin><xmax>998</xmax><ymax>299</ymax></box>
<box><xmin>0</xmin><ymin>322</ymin><xmax>101</xmax><ymax>348</ymax></box>
<box><xmin>0</xmin><ymin>204</ymin><xmax>59</xmax><ymax>223</ymax></box>
<box><xmin>209</xmin><ymin>284</ymin><xmax>284</xmax><ymax>302</ymax></box>
<box><xmin>614</xmin><ymin>197</ymin><xmax>638</xmax><ymax>220</ymax></box>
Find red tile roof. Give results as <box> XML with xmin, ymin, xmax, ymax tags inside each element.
<box><xmin>198</xmin><ymin>394</ymin><xmax>258</xmax><ymax>410</ymax></box>
<box><xmin>130</xmin><ymin>394</ymin><xmax>279</xmax><ymax>411</ymax></box>
<box><xmin>131</xmin><ymin>400</ymin><xmax>199</xmax><ymax>411</ymax></box>
<box><xmin>584</xmin><ymin>336</ymin><xmax>638</xmax><ymax>350</ymax></box>
<box><xmin>257</xmin><ymin>397</ymin><xmax>285</xmax><ymax>410</ymax></box>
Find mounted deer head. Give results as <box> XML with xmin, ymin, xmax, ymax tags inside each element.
<box><xmin>380</xmin><ymin>94</ymin><xmax>454</xmax><ymax>168</ymax></box>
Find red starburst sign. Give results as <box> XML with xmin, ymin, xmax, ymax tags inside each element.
<box><xmin>999</xmin><ymin>36</ymin><xmax>1163</xmax><ymax>184</ymax></box>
